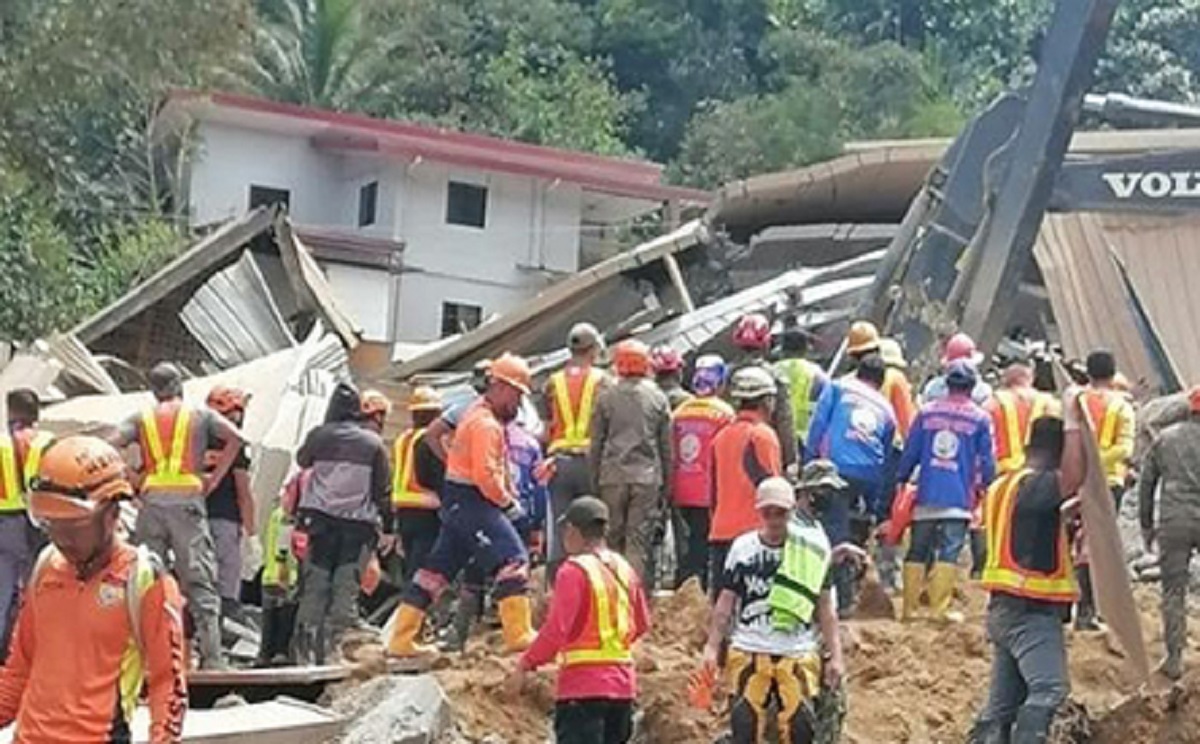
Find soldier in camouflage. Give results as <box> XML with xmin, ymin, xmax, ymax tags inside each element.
<box><xmin>1136</xmin><ymin>385</ymin><xmax>1200</xmax><ymax>681</ymax></box>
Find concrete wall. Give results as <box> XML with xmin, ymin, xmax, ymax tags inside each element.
<box><xmin>323</xmin><ymin>263</ymin><xmax>396</xmax><ymax>342</ymax></box>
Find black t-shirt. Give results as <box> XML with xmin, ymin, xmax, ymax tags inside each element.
<box><xmin>412</xmin><ymin>434</ymin><xmax>445</xmax><ymax>494</ymax></box>
<box><xmin>206</xmin><ymin>442</ymin><xmax>251</xmax><ymax>522</ymax></box>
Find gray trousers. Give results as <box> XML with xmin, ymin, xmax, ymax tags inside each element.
<box><xmin>1159</xmin><ymin>518</ymin><xmax>1200</xmax><ymax>667</ymax></box>
<box><xmin>598</xmin><ymin>483</ymin><xmax>660</xmax><ymax>582</ymax></box>
<box><xmin>973</xmin><ymin>597</ymin><xmax>1070</xmax><ymax>743</ymax></box>
<box><xmin>0</xmin><ymin>514</ymin><xmax>35</xmax><ymax>658</ymax></box>
<box><xmin>135</xmin><ymin>497</ymin><xmax>224</xmax><ymax>667</ymax></box>
<box><xmin>209</xmin><ymin>518</ymin><xmax>243</xmax><ymax>601</ymax></box>
<box><xmin>546</xmin><ymin>453</ymin><xmax>592</xmax><ymax>584</ymax></box>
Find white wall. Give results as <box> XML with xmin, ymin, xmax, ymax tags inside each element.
<box><xmin>323</xmin><ymin>263</ymin><xmax>395</xmax><ymax>342</ymax></box>
<box><xmin>395</xmin><ymin>272</ymin><xmax>540</xmax><ymax>342</ymax></box>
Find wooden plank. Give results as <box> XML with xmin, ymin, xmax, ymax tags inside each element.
<box><xmin>189</xmin><ymin>664</ymin><xmax>351</xmax><ymax>687</ymax></box>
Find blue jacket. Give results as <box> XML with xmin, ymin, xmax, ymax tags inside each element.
<box><xmin>898</xmin><ymin>396</ymin><xmax>996</xmax><ymax>512</ymax></box>
<box><xmin>507</xmin><ymin>423</ymin><xmax>548</xmax><ymax>534</ymax></box>
<box><xmin>806</xmin><ymin>378</ymin><xmax>897</xmax><ymax>494</ymax></box>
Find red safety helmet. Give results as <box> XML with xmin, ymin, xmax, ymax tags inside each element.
<box><xmin>942</xmin><ymin>332</ymin><xmax>983</xmax><ymax>367</ymax></box>
<box><xmin>613</xmin><ymin>340</ymin><xmax>652</xmax><ymax>378</ymax></box>
<box><xmin>206</xmin><ymin>385</ymin><xmax>250</xmax><ymax>416</ymax></box>
<box><xmin>360</xmin><ymin>389</ymin><xmax>393</xmax><ymax>419</ymax></box>
<box><xmin>732</xmin><ymin>313</ymin><xmax>772</xmax><ymax>351</ymax></box>
<box><xmin>650</xmin><ymin>345</ymin><xmax>684</xmax><ymax>374</ymax></box>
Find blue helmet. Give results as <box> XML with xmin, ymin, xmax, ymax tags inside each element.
<box><xmin>691</xmin><ymin>354</ymin><xmax>728</xmax><ymax>395</ymax></box>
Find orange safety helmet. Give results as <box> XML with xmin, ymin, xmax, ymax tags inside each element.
<box><xmin>206</xmin><ymin>385</ymin><xmax>250</xmax><ymax>415</ymax></box>
<box><xmin>27</xmin><ymin>436</ymin><xmax>133</xmax><ymax>522</ymax></box>
<box><xmin>408</xmin><ymin>386</ymin><xmax>442</xmax><ymax>412</ymax></box>
<box><xmin>846</xmin><ymin>321</ymin><xmax>881</xmax><ymax>355</ymax></box>
<box><xmin>490</xmin><ymin>353</ymin><xmax>532</xmax><ymax>395</ymax></box>
<box><xmin>360</xmin><ymin>389</ymin><xmax>393</xmax><ymax>419</ymax></box>
<box><xmin>613</xmin><ymin>339</ymin><xmax>652</xmax><ymax>377</ymax></box>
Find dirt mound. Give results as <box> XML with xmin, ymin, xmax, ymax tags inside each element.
<box><xmin>1090</xmin><ymin>675</ymin><xmax>1200</xmax><ymax>744</ymax></box>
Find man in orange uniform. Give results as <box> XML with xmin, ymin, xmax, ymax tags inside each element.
<box><xmin>0</xmin><ymin>436</ymin><xmax>187</xmax><ymax>743</ymax></box>
<box><xmin>710</xmin><ymin>367</ymin><xmax>783</xmax><ymax>594</ymax></box>
<box><xmin>110</xmin><ymin>362</ymin><xmax>241</xmax><ymax>669</ymax></box>
<box><xmin>0</xmin><ymin>389</ymin><xmax>53</xmax><ymax>660</ymax></box>
<box><xmin>844</xmin><ymin>323</ymin><xmax>915</xmax><ymax>439</ymax></box>
<box><xmin>542</xmin><ymin>323</ymin><xmax>609</xmax><ymax>583</ymax></box>
<box><xmin>388</xmin><ymin>353</ymin><xmax>538</xmax><ymax>657</ymax></box>
<box><xmin>390</xmin><ymin>386</ymin><xmax>444</xmax><ymax>585</ymax></box>
<box><xmin>510</xmin><ymin>496</ymin><xmax>651</xmax><ymax>744</ymax></box>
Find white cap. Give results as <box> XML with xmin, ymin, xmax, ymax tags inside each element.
<box><xmin>756</xmin><ymin>476</ymin><xmax>796</xmax><ymax>511</ymax></box>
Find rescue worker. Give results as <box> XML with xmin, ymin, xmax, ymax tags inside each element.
<box><xmin>258</xmin><ymin>490</ymin><xmax>300</xmax><ymax>667</ymax></box>
<box><xmin>203</xmin><ymin>385</ymin><xmax>254</xmax><ymax>626</ymax></box>
<box><xmin>843</xmin><ymin>323</ymin><xmax>916</xmax><ymax>440</ymax></box>
<box><xmin>542</xmin><ymin>323</ymin><xmax>609</xmax><ymax>583</ymax></box>
<box><xmin>424</xmin><ymin>359</ymin><xmax>493</xmax><ymax>462</ymax></box>
<box><xmin>1075</xmin><ymin>350</ymin><xmax>1134</xmax><ymax>630</ymax></box>
<box><xmin>670</xmin><ymin>355</ymin><xmax>734</xmax><ymax>589</ymax></box>
<box><xmin>896</xmin><ymin>361</ymin><xmax>995</xmax><ymax>623</ymax></box>
<box><xmin>919</xmin><ymin>332</ymin><xmax>993</xmax><ymax>406</ymax></box>
<box><xmin>588</xmin><ymin>340</ymin><xmax>672</xmax><ymax>582</ymax></box>
<box><xmin>111</xmin><ymin>362</ymin><xmax>240</xmax><ymax>670</ymax></box>
<box><xmin>702</xmin><ymin>476</ymin><xmax>844</xmax><ymax>744</ymax></box>
<box><xmin>970</xmin><ymin>410</ymin><xmax>1086</xmax><ymax>743</ymax></box>
<box><xmin>1136</xmin><ymin>385</ymin><xmax>1200</xmax><ymax>680</ymax></box>
<box><xmin>0</xmin><ymin>389</ymin><xmax>52</xmax><ymax>659</ymax></box>
<box><xmin>391</xmin><ymin>386</ymin><xmax>444</xmax><ymax>584</ymax></box>
<box><xmin>651</xmin><ymin>345</ymin><xmax>693</xmax><ymax>410</ymax></box>
<box><xmin>388</xmin><ymin>353</ymin><xmax>537</xmax><ymax>658</ymax></box>
<box><xmin>292</xmin><ymin>382</ymin><xmax>392</xmax><ymax>664</ymax></box>
<box><xmin>774</xmin><ymin>327</ymin><xmax>829</xmax><ymax>456</ymax></box>
<box><xmin>509</xmin><ymin>496</ymin><xmax>651</xmax><ymax>744</ymax></box>
<box><xmin>806</xmin><ymin>353</ymin><xmax>897</xmax><ymax>617</ymax></box>
<box><xmin>710</xmin><ymin>367</ymin><xmax>783</xmax><ymax>593</ymax></box>
<box><xmin>0</xmin><ymin>436</ymin><xmax>187</xmax><ymax>743</ymax></box>
<box><xmin>730</xmin><ymin>313</ymin><xmax>798</xmax><ymax>469</ymax></box>
<box><xmin>359</xmin><ymin>389</ymin><xmax>392</xmax><ymax>435</ymax></box>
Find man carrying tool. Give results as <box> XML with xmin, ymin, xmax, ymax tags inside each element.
<box><xmin>0</xmin><ymin>435</ymin><xmax>187</xmax><ymax>743</ymax></box>
<box><xmin>1136</xmin><ymin>385</ymin><xmax>1200</xmax><ymax>681</ymax></box>
<box><xmin>203</xmin><ymin>385</ymin><xmax>254</xmax><ymax>626</ymax></box>
<box><xmin>730</xmin><ymin>313</ymin><xmax>798</xmax><ymax>469</ymax></box>
<box><xmin>390</xmin><ymin>386</ymin><xmax>444</xmax><ymax>585</ymax></box>
<box><xmin>292</xmin><ymin>382</ymin><xmax>392</xmax><ymax>664</ymax></box>
<box><xmin>843</xmin><ymin>323</ymin><xmax>915</xmax><ymax>440</ymax></box>
<box><xmin>110</xmin><ymin>362</ymin><xmax>240</xmax><ymax>670</ymax></box>
<box><xmin>651</xmin><ymin>345</ymin><xmax>693</xmax><ymax>411</ymax></box>
<box><xmin>589</xmin><ymin>340</ymin><xmax>672</xmax><ymax>583</ymax></box>
<box><xmin>542</xmin><ymin>323</ymin><xmax>609</xmax><ymax>584</ymax></box>
<box><xmin>0</xmin><ymin>389</ymin><xmax>52</xmax><ymax>659</ymax></box>
<box><xmin>509</xmin><ymin>496</ymin><xmax>651</xmax><ymax>744</ymax></box>
<box><xmin>970</xmin><ymin>408</ymin><xmax>1086</xmax><ymax>743</ymax></box>
<box><xmin>388</xmin><ymin>353</ymin><xmax>538</xmax><ymax>658</ymax></box>
<box><xmin>701</xmin><ymin>475</ymin><xmax>844</xmax><ymax>744</ymax></box>
<box><xmin>896</xmin><ymin>360</ymin><xmax>994</xmax><ymax>624</ymax></box>
<box><xmin>806</xmin><ymin>353</ymin><xmax>897</xmax><ymax>618</ymax></box>
<box><xmin>710</xmin><ymin>367</ymin><xmax>783</xmax><ymax>593</ymax></box>
<box><xmin>774</xmin><ymin>326</ymin><xmax>829</xmax><ymax>458</ymax></box>
<box><xmin>670</xmin><ymin>354</ymin><xmax>734</xmax><ymax>589</ymax></box>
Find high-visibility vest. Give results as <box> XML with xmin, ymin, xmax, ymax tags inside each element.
<box><xmin>981</xmin><ymin>470</ymin><xmax>1078</xmax><ymax>603</ymax></box>
<box><xmin>1083</xmin><ymin>390</ymin><xmax>1123</xmax><ymax>449</ymax></box>
<box><xmin>768</xmin><ymin>517</ymin><xmax>832</xmax><ymax>630</ymax></box>
<box><xmin>0</xmin><ymin>430</ymin><xmax>53</xmax><ymax>513</ymax></box>
<box><xmin>776</xmin><ymin>359</ymin><xmax>821</xmax><ymax>437</ymax></box>
<box><xmin>561</xmin><ymin>550</ymin><xmax>637</xmax><ymax>667</ymax></box>
<box><xmin>391</xmin><ymin>428</ymin><xmax>439</xmax><ymax>510</ymax></box>
<box><xmin>992</xmin><ymin>389</ymin><xmax>1052</xmax><ymax>474</ymax></box>
<box><xmin>140</xmin><ymin>404</ymin><xmax>203</xmax><ymax>493</ymax></box>
<box><xmin>548</xmin><ymin>368</ymin><xmax>602</xmax><ymax>454</ymax></box>
<box><xmin>262</xmin><ymin>507</ymin><xmax>298</xmax><ymax>589</ymax></box>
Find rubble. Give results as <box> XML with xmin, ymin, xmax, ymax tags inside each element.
<box><xmin>334</xmin><ymin>676</ymin><xmax>452</xmax><ymax>744</ymax></box>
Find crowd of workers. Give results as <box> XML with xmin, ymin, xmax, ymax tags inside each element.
<box><xmin>0</xmin><ymin>307</ymin><xmax>1196</xmax><ymax>743</ymax></box>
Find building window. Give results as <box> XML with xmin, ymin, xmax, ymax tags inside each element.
<box><xmin>358</xmin><ymin>181</ymin><xmax>378</xmax><ymax>227</ymax></box>
<box><xmin>446</xmin><ymin>181</ymin><xmax>487</xmax><ymax>228</ymax></box>
<box><xmin>248</xmin><ymin>185</ymin><xmax>291</xmax><ymax>210</ymax></box>
<box><xmin>441</xmin><ymin>301</ymin><xmax>482</xmax><ymax>338</ymax></box>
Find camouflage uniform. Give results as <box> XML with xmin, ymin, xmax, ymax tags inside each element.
<box><xmin>1137</xmin><ymin>414</ymin><xmax>1200</xmax><ymax>678</ymax></box>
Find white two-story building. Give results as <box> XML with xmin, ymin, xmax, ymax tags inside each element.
<box><xmin>159</xmin><ymin>91</ymin><xmax>708</xmax><ymax>345</ymax></box>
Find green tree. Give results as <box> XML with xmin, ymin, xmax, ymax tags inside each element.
<box><xmin>1096</xmin><ymin>0</ymin><xmax>1200</xmax><ymax>102</ymax></box>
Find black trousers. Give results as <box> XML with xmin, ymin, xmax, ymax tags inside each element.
<box><xmin>673</xmin><ymin>506</ymin><xmax>711</xmax><ymax>590</ymax></box>
<box><xmin>554</xmin><ymin>699</ymin><xmax>633</xmax><ymax>744</ymax></box>
<box><xmin>396</xmin><ymin>507</ymin><xmax>441</xmax><ymax>585</ymax></box>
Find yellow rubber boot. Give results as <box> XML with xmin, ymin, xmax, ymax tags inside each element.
<box><xmin>498</xmin><ymin>595</ymin><xmax>537</xmax><ymax>653</ymax></box>
<box><xmin>928</xmin><ymin>563</ymin><xmax>964</xmax><ymax>624</ymax></box>
<box><xmin>387</xmin><ymin>604</ymin><xmax>435</xmax><ymax>658</ymax></box>
<box><xmin>901</xmin><ymin>563</ymin><xmax>926</xmax><ymax>622</ymax></box>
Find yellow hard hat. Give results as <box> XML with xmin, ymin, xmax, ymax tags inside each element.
<box><xmin>846</xmin><ymin>321</ymin><xmax>881</xmax><ymax>355</ymax></box>
<box><xmin>878</xmin><ymin>338</ymin><xmax>907</xmax><ymax>369</ymax></box>
<box><xmin>408</xmin><ymin>386</ymin><xmax>442</xmax><ymax>412</ymax></box>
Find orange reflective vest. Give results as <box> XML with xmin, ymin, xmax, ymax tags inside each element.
<box><xmin>0</xmin><ymin>430</ymin><xmax>54</xmax><ymax>513</ymax></box>
<box><xmin>140</xmin><ymin>404</ymin><xmax>203</xmax><ymax>493</ymax></box>
<box><xmin>548</xmin><ymin>367</ymin><xmax>603</xmax><ymax>454</ymax></box>
<box><xmin>1082</xmin><ymin>388</ymin><xmax>1132</xmax><ymax>485</ymax></box>
<box><xmin>561</xmin><ymin>550</ymin><xmax>637</xmax><ymax>667</ymax></box>
<box><xmin>391</xmin><ymin>427</ymin><xmax>439</xmax><ymax>510</ymax></box>
<box><xmin>990</xmin><ymin>389</ymin><xmax>1052</xmax><ymax>475</ymax></box>
<box><xmin>981</xmin><ymin>470</ymin><xmax>1078</xmax><ymax>603</ymax></box>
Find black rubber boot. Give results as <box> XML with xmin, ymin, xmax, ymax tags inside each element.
<box><xmin>1074</xmin><ymin>566</ymin><xmax>1100</xmax><ymax>631</ymax></box>
<box><xmin>1011</xmin><ymin>705</ymin><xmax>1056</xmax><ymax>744</ymax></box>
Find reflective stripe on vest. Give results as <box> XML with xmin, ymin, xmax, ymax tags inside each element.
<box><xmin>1083</xmin><ymin>391</ymin><xmax>1122</xmax><ymax>449</ymax></box>
<box><xmin>995</xmin><ymin>391</ymin><xmax>1050</xmax><ymax>474</ymax></box>
<box><xmin>22</xmin><ymin>431</ymin><xmax>53</xmax><ymax>492</ymax></box>
<box><xmin>0</xmin><ymin>437</ymin><xmax>20</xmax><ymax>513</ymax></box>
<box><xmin>141</xmin><ymin>406</ymin><xmax>203</xmax><ymax>491</ymax></box>
<box><xmin>778</xmin><ymin>360</ymin><xmax>817</xmax><ymax>435</ymax></box>
<box><xmin>391</xmin><ymin>428</ymin><xmax>439</xmax><ymax>510</ymax></box>
<box><xmin>262</xmin><ymin>507</ymin><xmax>298</xmax><ymax>589</ymax></box>
<box><xmin>562</xmin><ymin>552</ymin><xmax>636</xmax><ymax>666</ymax></box>
<box><xmin>549</xmin><ymin>369</ymin><xmax>600</xmax><ymax>454</ymax></box>
<box><xmin>769</xmin><ymin>521</ymin><xmax>832</xmax><ymax>630</ymax></box>
<box><xmin>981</xmin><ymin>470</ymin><xmax>1077</xmax><ymax>603</ymax></box>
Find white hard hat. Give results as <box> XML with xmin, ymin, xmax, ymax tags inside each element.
<box><xmin>729</xmin><ymin>367</ymin><xmax>776</xmax><ymax>400</ymax></box>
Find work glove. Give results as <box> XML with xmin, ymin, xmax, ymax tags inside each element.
<box><xmin>503</xmin><ymin>500</ymin><xmax>526</xmax><ymax>523</ymax></box>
